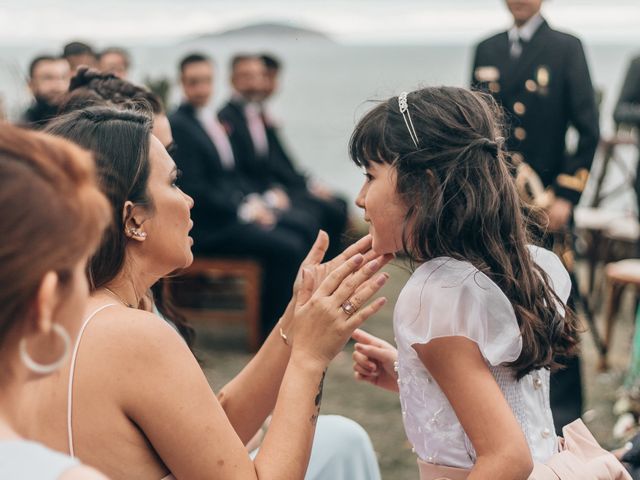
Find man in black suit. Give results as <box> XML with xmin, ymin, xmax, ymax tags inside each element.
<box><xmin>169</xmin><ymin>53</ymin><xmax>310</xmax><ymax>340</ymax></box>
<box><xmin>471</xmin><ymin>0</ymin><xmax>600</xmax><ymax>433</ymax></box>
<box><xmin>21</xmin><ymin>55</ymin><xmax>70</xmax><ymax>129</ymax></box>
<box><xmin>219</xmin><ymin>54</ymin><xmax>348</xmax><ymax>260</ymax></box>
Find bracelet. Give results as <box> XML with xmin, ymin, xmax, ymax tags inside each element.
<box><xmin>279</xmin><ymin>326</ymin><xmax>289</xmax><ymax>346</ymax></box>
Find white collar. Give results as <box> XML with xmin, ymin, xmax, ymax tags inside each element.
<box><xmin>195</xmin><ymin>106</ymin><xmax>215</xmax><ymax>120</ymax></box>
<box><xmin>508</xmin><ymin>13</ymin><xmax>544</xmax><ymax>43</ymax></box>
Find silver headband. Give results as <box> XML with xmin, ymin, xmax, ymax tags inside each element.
<box><xmin>398</xmin><ymin>91</ymin><xmax>419</xmax><ymax>149</ymax></box>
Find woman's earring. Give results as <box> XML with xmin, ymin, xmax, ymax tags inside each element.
<box><xmin>126</xmin><ymin>227</ymin><xmax>147</xmax><ymax>238</ymax></box>
<box><xmin>19</xmin><ymin>323</ymin><xmax>71</xmax><ymax>375</ymax></box>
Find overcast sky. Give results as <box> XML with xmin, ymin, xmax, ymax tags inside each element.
<box><xmin>0</xmin><ymin>0</ymin><xmax>639</xmax><ymax>45</ymax></box>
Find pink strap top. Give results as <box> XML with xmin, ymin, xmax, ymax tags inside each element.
<box><xmin>66</xmin><ymin>303</ymin><xmax>176</xmax><ymax>480</ymax></box>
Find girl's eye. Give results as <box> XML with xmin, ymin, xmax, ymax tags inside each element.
<box><xmin>364</xmin><ymin>172</ymin><xmax>373</xmax><ymax>182</ymax></box>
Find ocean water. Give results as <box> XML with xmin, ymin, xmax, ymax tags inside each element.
<box><xmin>1</xmin><ymin>38</ymin><xmax>638</xmax><ymax>210</ymax></box>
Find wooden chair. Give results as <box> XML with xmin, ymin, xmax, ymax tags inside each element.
<box><xmin>164</xmin><ymin>257</ymin><xmax>262</xmax><ymax>352</ymax></box>
<box><xmin>599</xmin><ymin>259</ymin><xmax>640</xmax><ymax>371</ymax></box>
<box><xmin>573</xmin><ymin>131</ymin><xmax>638</xmax><ymax>298</ymax></box>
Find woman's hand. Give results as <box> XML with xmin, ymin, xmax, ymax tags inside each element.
<box><xmin>281</xmin><ymin>231</ymin><xmax>391</xmax><ymax>342</ymax></box>
<box><xmin>291</xmin><ymin>252</ymin><xmax>389</xmax><ymax>366</ymax></box>
<box><xmin>352</xmin><ymin>329</ymin><xmax>399</xmax><ymax>392</ymax></box>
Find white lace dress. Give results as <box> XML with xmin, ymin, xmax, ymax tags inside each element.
<box><xmin>393</xmin><ymin>246</ymin><xmax>571</xmax><ymax>469</ymax></box>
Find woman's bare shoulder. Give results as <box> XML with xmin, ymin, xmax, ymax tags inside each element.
<box><xmin>79</xmin><ymin>302</ymin><xmax>196</xmax><ymax>373</ymax></box>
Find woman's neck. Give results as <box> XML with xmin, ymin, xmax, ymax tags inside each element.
<box><xmin>0</xmin><ymin>354</ymin><xmax>30</xmax><ymax>441</ymax></box>
<box><xmin>100</xmin><ymin>265</ymin><xmax>156</xmax><ymax>309</ymax></box>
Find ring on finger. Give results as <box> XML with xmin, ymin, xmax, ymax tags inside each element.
<box><xmin>341</xmin><ymin>299</ymin><xmax>358</xmax><ymax>316</ymax></box>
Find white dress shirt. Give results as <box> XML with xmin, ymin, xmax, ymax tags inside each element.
<box><xmin>196</xmin><ymin>108</ymin><xmax>236</xmax><ymax>170</ymax></box>
<box><xmin>508</xmin><ymin>13</ymin><xmax>544</xmax><ymax>58</ymax></box>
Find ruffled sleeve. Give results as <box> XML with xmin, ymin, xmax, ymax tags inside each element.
<box><xmin>395</xmin><ymin>258</ymin><xmax>522</xmax><ymax>366</ymax></box>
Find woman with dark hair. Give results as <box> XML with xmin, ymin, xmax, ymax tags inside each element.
<box><xmin>349</xmin><ymin>87</ymin><xmax>628</xmax><ymax>479</ymax></box>
<box><xmin>0</xmin><ymin>123</ymin><xmax>110</xmax><ymax>478</ymax></box>
<box><xmin>58</xmin><ymin>67</ymin><xmax>192</xmax><ymax>343</ymax></box>
<box><xmin>18</xmin><ymin>105</ymin><xmax>389</xmax><ymax>479</ymax></box>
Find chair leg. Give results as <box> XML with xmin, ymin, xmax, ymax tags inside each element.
<box><xmin>245</xmin><ymin>264</ymin><xmax>262</xmax><ymax>353</ymax></box>
<box><xmin>587</xmin><ymin>231</ymin><xmax>602</xmax><ymax>298</ymax></box>
<box><xmin>600</xmin><ymin>280</ymin><xmax>625</xmax><ymax>371</ymax></box>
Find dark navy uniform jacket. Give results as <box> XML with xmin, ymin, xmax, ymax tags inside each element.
<box><xmin>471</xmin><ymin>19</ymin><xmax>600</xmax><ymax>204</ymax></box>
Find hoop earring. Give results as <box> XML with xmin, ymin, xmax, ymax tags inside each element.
<box><xmin>19</xmin><ymin>323</ymin><xmax>71</xmax><ymax>375</ymax></box>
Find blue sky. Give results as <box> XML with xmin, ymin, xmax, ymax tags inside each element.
<box><xmin>0</xmin><ymin>0</ymin><xmax>638</xmax><ymax>44</ymax></box>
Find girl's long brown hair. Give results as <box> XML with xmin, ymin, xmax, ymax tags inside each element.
<box><xmin>349</xmin><ymin>86</ymin><xmax>579</xmax><ymax>378</ymax></box>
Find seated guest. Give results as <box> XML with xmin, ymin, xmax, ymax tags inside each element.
<box><xmin>259</xmin><ymin>53</ymin><xmax>349</xmax><ymax>258</ymax></box>
<box><xmin>62</xmin><ymin>41</ymin><xmax>97</xmax><ymax>73</ymax></box>
<box><xmin>0</xmin><ymin>123</ymin><xmax>110</xmax><ymax>479</ymax></box>
<box><xmin>19</xmin><ymin>105</ymin><xmax>388</xmax><ymax>479</ymax></box>
<box><xmin>170</xmin><ymin>53</ymin><xmax>316</xmax><ymax>339</ymax></box>
<box><xmin>97</xmin><ymin>47</ymin><xmax>130</xmax><ymax>79</ymax></box>
<box><xmin>21</xmin><ymin>54</ymin><xmax>70</xmax><ymax>129</ymax></box>
<box><xmin>220</xmin><ymin>54</ymin><xmax>348</xmax><ymax>260</ymax></box>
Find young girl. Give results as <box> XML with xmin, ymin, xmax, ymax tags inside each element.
<box><xmin>349</xmin><ymin>87</ymin><xmax>629</xmax><ymax>479</ymax></box>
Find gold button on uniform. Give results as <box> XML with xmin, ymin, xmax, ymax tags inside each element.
<box><xmin>541</xmin><ymin>428</ymin><xmax>551</xmax><ymax>439</ymax></box>
<box><xmin>533</xmin><ymin>377</ymin><xmax>542</xmax><ymax>389</ymax></box>
<box><xmin>525</xmin><ymin>79</ymin><xmax>537</xmax><ymax>92</ymax></box>
<box><xmin>514</xmin><ymin>127</ymin><xmax>526</xmax><ymax>141</ymax></box>
<box><xmin>514</xmin><ymin>102</ymin><xmax>526</xmax><ymax>115</ymax></box>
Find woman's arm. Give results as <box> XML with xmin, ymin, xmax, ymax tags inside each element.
<box><xmin>219</xmin><ymin>233</ymin><xmax>388</xmax><ymax>443</ymax></box>
<box><xmin>109</xmin><ymin>251</ymin><xmax>387</xmax><ymax>479</ymax></box>
<box><xmin>413</xmin><ymin>337</ymin><xmax>533</xmax><ymax>480</ymax></box>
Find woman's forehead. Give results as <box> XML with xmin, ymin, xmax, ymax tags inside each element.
<box><xmin>149</xmin><ymin>135</ymin><xmax>175</xmax><ymax>173</ymax></box>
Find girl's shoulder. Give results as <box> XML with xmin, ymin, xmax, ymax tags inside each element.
<box><xmin>404</xmin><ymin>255</ymin><xmax>510</xmax><ymax>308</ymax></box>
<box><xmin>395</xmin><ymin>245</ymin><xmax>569</xmax><ymax>366</ymax></box>
<box><xmin>405</xmin><ymin>245</ymin><xmax>569</xmax><ymax>304</ymax></box>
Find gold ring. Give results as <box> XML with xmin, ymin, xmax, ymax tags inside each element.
<box><xmin>341</xmin><ymin>300</ymin><xmax>357</xmax><ymax>316</ymax></box>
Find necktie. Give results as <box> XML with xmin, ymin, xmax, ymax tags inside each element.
<box><xmin>245</xmin><ymin>103</ymin><xmax>269</xmax><ymax>158</ymax></box>
<box><xmin>198</xmin><ymin>110</ymin><xmax>236</xmax><ymax>170</ymax></box>
<box><xmin>510</xmin><ymin>33</ymin><xmax>523</xmax><ymax>59</ymax></box>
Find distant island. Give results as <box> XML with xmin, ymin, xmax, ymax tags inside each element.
<box><xmin>193</xmin><ymin>21</ymin><xmax>335</xmax><ymax>43</ymax></box>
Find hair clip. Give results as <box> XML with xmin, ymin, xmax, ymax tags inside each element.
<box><xmin>398</xmin><ymin>92</ymin><xmax>420</xmax><ymax>149</ymax></box>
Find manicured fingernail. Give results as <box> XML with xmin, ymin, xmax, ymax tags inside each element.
<box><xmin>376</xmin><ymin>273</ymin><xmax>388</xmax><ymax>286</ymax></box>
<box><xmin>367</xmin><ymin>259</ymin><xmax>380</xmax><ymax>272</ymax></box>
<box><xmin>378</xmin><ymin>297</ymin><xmax>387</xmax><ymax>306</ymax></box>
<box><xmin>352</xmin><ymin>254</ymin><xmax>364</xmax><ymax>264</ymax></box>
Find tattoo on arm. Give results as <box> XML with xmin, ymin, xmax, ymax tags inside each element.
<box><xmin>310</xmin><ymin>369</ymin><xmax>327</xmax><ymax>426</ymax></box>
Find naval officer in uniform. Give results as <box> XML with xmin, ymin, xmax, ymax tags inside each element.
<box><xmin>471</xmin><ymin>0</ymin><xmax>600</xmax><ymax>434</ymax></box>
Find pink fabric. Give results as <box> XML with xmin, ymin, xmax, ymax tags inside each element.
<box><xmin>197</xmin><ymin>110</ymin><xmax>236</xmax><ymax>170</ymax></box>
<box><xmin>417</xmin><ymin>420</ymin><xmax>631</xmax><ymax>480</ymax></box>
<box><xmin>244</xmin><ymin>103</ymin><xmax>269</xmax><ymax>157</ymax></box>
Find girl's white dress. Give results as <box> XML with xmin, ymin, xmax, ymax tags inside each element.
<box><xmin>394</xmin><ymin>245</ymin><xmax>571</xmax><ymax>469</ymax></box>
